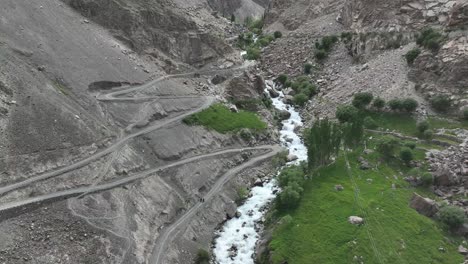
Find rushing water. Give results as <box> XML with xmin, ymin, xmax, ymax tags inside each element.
<box><xmin>212</xmin><ymin>80</ymin><xmax>308</xmax><ymax>264</ymax></box>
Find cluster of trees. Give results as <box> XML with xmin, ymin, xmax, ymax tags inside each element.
<box><xmin>277</xmin><ymin>165</ymin><xmax>307</xmax><ymax>209</ymax></box>
<box><xmin>276</xmin><ymin>75</ymin><xmax>318</xmax><ymax>106</ymax></box>
<box><xmin>376</xmin><ymin>136</ymin><xmax>416</xmax><ymax>166</ymax></box>
<box><xmin>417</xmin><ymin>120</ymin><xmax>434</xmax><ymax>139</ymax></box>
<box><xmin>336</xmin><ymin>93</ymin><xmax>419</xmax><ymax>122</ymax></box>
<box><xmin>237</xmin><ymin>18</ymin><xmax>282</xmax><ymax>60</ymax></box>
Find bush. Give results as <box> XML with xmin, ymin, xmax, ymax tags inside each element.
<box><xmin>423</xmin><ymin>129</ymin><xmax>434</xmax><ymax>139</ymax></box>
<box><xmin>195</xmin><ymin>249</ymin><xmax>210</xmax><ymax>264</ymax></box>
<box><xmin>274</xmin><ymin>31</ymin><xmax>282</xmax><ymax>39</ymax></box>
<box><xmin>279</xmin><ymin>183</ymin><xmax>303</xmax><ymax>209</ymax></box>
<box><xmin>293</xmin><ymin>93</ymin><xmax>309</xmax><ymax>106</ymax></box>
<box><xmin>431</xmin><ymin>95</ymin><xmax>452</xmax><ymax>112</ymax></box>
<box><xmin>245</xmin><ymin>47</ymin><xmax>261</xmax><ymax>60</ymax></box>
<box><xmin>399</xmin><ymin>147</ymin><xmax>414</xmax><ymax>166</ymax></box>
<box><xmin>388</xmin><ymin>99</ymin><xmax>403</xmax><ymax>111</ymax></box>
<box><xmin>405</xmin><ymin>48</ymin><xmax>421</xmax><ymax>65</ymax></box>
<box><xmin>438</xmin><ymin>205</ymin><xmax>465</xmax><ymax>229</ymax></box>
<box><xmin>404</xmin><ymin>141</ymin><xmax>417</xmax><ymax>150</ymax></box>
<box><xmin>421</xmin><ymin>172</ymin><xmax>433</xmax><ymax>186</ymax></box>
<box><xmin>401</xmin><ymin>98</ymin><xmax>419</xmax><ymax>112</ymax></box>
<box><xmin>463</xmin><ymin>108</ymin><xmax>468</xmax><ymax>120</ymax></box>
<box><xmin>336</xmin><ymin>105</ymin><xmax>359</xmax><ymax>123</ymax></box>
<box><xmin>352</xmin><ymin>92</ymin><xmax>374</xmax><ymax>109</ymax></box>
<box><xmin>417</xmin><ymin>120</ymin><xmax>430</xmax><ymax>133</ymax></box>
<box><xmin>277</xmin><ymin>74</ymin><xmax>288</xmax><ymax>85</ymax></box>
<box><xmin>363</xmin><ymin>116</ymin><xmax>378</xmax><ymax>129</ymax></box>
<box><xmin>304</xmin><ymin>63</ymin><xmax>313</xmax><ymax>74</ymax></box>
<box><xmin>314</xmin><ymin>49</ymin><xmax>327</xmax><ymax>61</ymax></box>
<box><xmin>372</xmin><ymin>97</ymin><xmax>386</xmax><ymax>110</ymax></box>
<box><xmin>416</xmin><ymin>28</ymin><xmax>445</xmax><ymax>52</ymax></box>
<box><xmin>377</xmin><ymin>136</ymin><xmax>399</xmax><ymax>159</ymax></box>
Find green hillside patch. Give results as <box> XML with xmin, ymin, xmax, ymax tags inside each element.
<box><xmin>183</xmin><ymin>104</ymin><xmax>267</xmax><ymax>133</ymax></box>
<box><xmin>269</xmin><ymin>145</ymin><xmax>462</xmax><ymax>264</ymax></box>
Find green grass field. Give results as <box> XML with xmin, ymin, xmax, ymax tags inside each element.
<box><xmin>183</xmin><ymin>103</ymin><xmax>267</xmax><ymax>133</ymax></box>
<box><xmin>268</xmin><ymin>136</ymin><xmax>463</xmax><ymax>264</ymax></box>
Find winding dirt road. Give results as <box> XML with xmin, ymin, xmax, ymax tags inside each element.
<box><xmin>149</xmin><ymin>145</ymin><xmax>282</xmax><ymax>264</ymax></box>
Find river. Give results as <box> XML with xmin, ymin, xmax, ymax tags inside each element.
<box><xmin>212</xmin><ymin>80</ymin><xmax>308</xmax><ymax>263</ymax></box>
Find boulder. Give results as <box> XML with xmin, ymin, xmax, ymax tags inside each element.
<box><xmin>283</xmin><ymin>95</ymin><xmax>294</xmax><ymax>104</ymax></box>
<box><xmin>348</xmin><ymin>216</ymin><xmax>364</xmax><ymax>225</ymax></box>
<box><xmin>448</xmin><ymin>0</ymin><xmax>468</xmax><ymax>27</ymax></box>
<box><xmin>358</xmin><ymin>156</ymin><xmax>372</xmax><ymax>170</ymax></box>
<box><xmin>287</xmin><ymin>154</ymin><xmax>298</xmax><ymax>162</ymax></box>
<box><xmin>211</xmin><ymin>74</ymin><xmax>226</xmax><ymax>85</ymax></box>
<box><xmin>458</xmin><ymin>245</ymin><xmax>468</xmax><ymax>255</ymax></box>
<box><xmin>229</xmin><ymin>104</ymin><xmax>238</xmax><ymax>113</ymax></box>
<box><xmin>409</xmin><ymin>193</ymin><xmax>439</xmax><ymax>217</ymax></box>
<box><xmin>278</xmin><ymin>110</ymin><xmax>291</xmax><ymax>120</ymax></box>
<box><xmin>335</xmin><ymin>185</ymin><xmax>344</xmax><ymax>191</ymax></box>
<box><xmin>268</xmin><ymin>88</ymin><xmax>280</xmax><ymax>98</ymax></box>
<box><xmin>433</xmin><ymin>165</ymin><xmax>459</xmax><ymax>186</ymax></box>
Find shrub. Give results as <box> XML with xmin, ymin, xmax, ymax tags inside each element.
<box><xmin>277</xmin><ymin>74</ymin><xmax>288</xmax><ymax>85</ymax></box>
<box><xmin>352</xmin><ymin>92</ymin><xmax>374</xmax><ymax>109</ymax></box>
<box><xmin>293</xmin><ymin>93</ymin><xmax>309</xmax><ymax>107</ymax></box>
<box><xmin>245</xmin><ymin>47</ymin><xmax>261</xmax><ymax>60</ymax></box>
<box><xmin>336</xmin><ymin>105</ymin><xmax>359</xmax><ymax>123</ymax></box>
<box><xmin>236</xmin><ymin>186</ymin><xmax>249</xmax><ymax>205</ymax></box>
<box><xmin>341</xmin><ymin>32</ymin><xmax>353</xmax><ymax>43</ymax></box>
<box><xmin>417</xmin><ymin>120</ymin><xmax>430</xmax><ymax>133</ymax></box>
<box><xmin>405</xmin><ymin>48</ymin><xmax>421</xmax><ymax>65</ymax></box>
<box><xmin>274</xmin><ymin>31</ymin><xmax>283</xmax><ymax>39</ymax></box>
<box><xmin>463</xmin><ymin>108</ymin><xmax>468</xmax><ymax>120</ymax></box>
<box><xmin>372</xmin><ymin>97</ymin><xmax>386</xmax><ymax>110</ymax></box>
<box><xmin>431</xmin><ymin>95</ymin><xmax>452</xmax><ymax>112</ymax></box>
<box><xmin>315</xmin><ymin>49</ymin><xmax>327</xmax><ymax>61</ymax></box>
<box><xmin>377</xmin><ymin>136</ymin><xmax>399</xmax><ymax>159</ymax></box>
<box><xmin>438</xmin><ymin>205</ymin><xmax>465</xmax><ymax>229</ymax></box>
<box><xmin>404</xmin><ymin>141</ymin><xmax>417</xmax><ymax>150</ymax></box>
<box><xmin>421</xmin><ymin>172</ymin><xmax>433</xmax><ymax>186</ymax></box>
<box><xmin>279</xmin><ymin>183</ymin><xmax>303</xmax><ymax>209</ymax></box>
<box><xmin>401</xmin><ymin>98</ymin><xmax>419</xmax><ymax>112</ymax></box>
<box><xmin>304</xmin><ymin>63</ymin><xmax>313</xmax><ymax>74</ymax></box>
<box><xmin>363</xmin><ymin>116</ymin><xmax>378</xmax><ymax>129</ymax></box>
<box><xmin>195</xmin><ymin>249</ymin><xmax>210</xmax><ymax>264</ymax></box>
<box><xmin>423</xmin><ymin>129</ymin><xmax>434</xmax><ymax>139</ymax></box>
<box><xmin>399</xmin><ymin>147</ymin><xmax>414</xmax><ymax>166</ymax></box>
<box><xmin>388</xmin><ymin>99</ymin><xmax>403</xmax><ymax>111</ymax></box>
<box><xmin>416</xmin><ymin>28</ymin><xmax>445</xmax><ymax>52</ymax></box>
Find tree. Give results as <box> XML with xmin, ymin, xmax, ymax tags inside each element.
<box><xmin>399</xmin><ymin>147</ymin><xmax>414</xmax><ymax>166</ymax></box>
<box><xmin>195</xmin><ymin>249</ymin><xmax>210</xmax><ymax>264</ymax></box>
<box><xmin>306</xmin><ymin>119</ymin><xmax>342</xmax><ymax>169</ymax></box>
<box><xmin>277</xmin><ymin>166</ymin><xmax>305</xmax><ymax>188</ymax></box>
<box><xmin>431</xmin><ymin>95</ymin><xmax>452</xmax><ymax>112</ymax></box>
<box><xmin>438</xmin><ymin>205</ymin><xmax>465</xmax><ymax>229</ymax></box>
<box><xmin>342</xmin><ymin>117</ymin><xmax>364</xmax><ymax>149</ymax></box>
<box><xmin>388</xmin><ymin>99</ymin><xmax>403</xmax><ymax>111</ymax></box>
<box><xmin>405</xmin><ymin>48</ymin><xmax>421</xmax><ymax>65</ymax></box>
<box><xmin>230</xmin><ymin>14</ymin><xmax>236</xmax><ymax>22</ymax></box>
<box><xmin>279</xmin><ymin>184</ymin><xmax>302</xmax><ymax>209</ymax></box>
<box><xmin>376</xmin><ymin>136</ymin><xmax>399</xmax><ymax>159</ymax></box>
<box><xmin>274</xmin><ymin>31</ymin><xmax>282</xmax><ymax>39</ymax></box>
<box><xmin>417</xmin><ymin>120</ymin><xmax>430</xmax><ymax>133</ymax></box>
<box><xmin>372</xmin><ymin>97</ymin><xmax>386</xmax><ymax>110</ymax></box>
<box><xmin>304</xmin><ymin>63</ymin><xmax>313</xmax><ymax>74</ymax></box>
<box><xmin>352</xmin><ymin>92</ymin><xmax>374</xmax><ymax>109</ymax></box>
<box><xmin>401</xmin><ymin>98</ymin><xmax>418</xmax><ymax>112</ymax></box>
<box><xmin>336</xmin><ymin>105</ymin><xmax>358</xmax><ymax>123</ymax></box>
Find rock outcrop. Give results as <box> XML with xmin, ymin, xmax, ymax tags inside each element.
<box><xmin>410</xmin><ymin>193</ymin><xmax>439</xmax><ymax>217</ymax></box>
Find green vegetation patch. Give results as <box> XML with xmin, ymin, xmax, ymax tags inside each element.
<box><xmin>183</xmin><ymin>104</ymin><xmax>266</xmax><ymax>133</ymax></box>
<box><xmin>269</xmin><ymin>148</ymin><xmax>462</xmax><ymax>264</ymax></box>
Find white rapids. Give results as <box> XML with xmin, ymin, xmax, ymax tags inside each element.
<box><xmin>212</xmin><ymin>80</ymin><xmax>308</xmax><ymax>264</ymax></box>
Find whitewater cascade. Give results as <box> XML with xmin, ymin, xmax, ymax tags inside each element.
<box><xmin>212</xmin><ymin>80</ymin><xmax>308</xmax><ymax>264</ymax></box>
